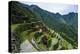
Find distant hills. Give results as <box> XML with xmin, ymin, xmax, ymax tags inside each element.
<box><xmin>10</xmin><ymin>1</ymin><xmax>78</xmax><ymax>52</ymax></box>
<box><xmin>20</xmin><ymin>2</ymin><xmax>78</xmax><ymax>43</ymax></box>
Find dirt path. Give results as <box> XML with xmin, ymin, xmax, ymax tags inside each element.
<box><xmin>20</xmin><ymin>39</ymin><xmax>37</xmax><ymax>52</ymax></box>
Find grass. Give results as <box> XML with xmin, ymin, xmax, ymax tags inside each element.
<box><xmin>11</xmin><ymin>23</ymin><xmax>75</xmax><ymax>51</ymax></box>
<box><xmin>11</xmin><ymin>24</ymin><xmax>20</xmax><ymax>30</ymax></box>
<box><xmin>20</xmin><ymin>31</ymin><xmax>29</xmax><ymax>42</ymax></box>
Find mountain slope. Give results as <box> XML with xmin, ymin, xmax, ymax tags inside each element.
<box><xmin>10</xmin><ymin>1</ymin><xmax>78</xmax><ymax>53</ymax></box>
<box><xmin>27</xmin><ymin>4</ymin><xmax>78</xmax><ymax>47</ymax></box>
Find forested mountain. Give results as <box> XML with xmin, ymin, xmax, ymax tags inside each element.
<box><xmin>10</xmin><ymin>1</ymin><xmax>78</xmax><ymax>53</ymax></box>
<box><xmin>27</xmin><ymin>4</ymin><xmax>78</xmax><ymax>46</ymax></box>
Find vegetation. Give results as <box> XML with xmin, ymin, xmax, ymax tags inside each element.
<box><xmin>10</xmin><ymin>1</ymin><xmax>78</xmax><ymax>53</ymax></box>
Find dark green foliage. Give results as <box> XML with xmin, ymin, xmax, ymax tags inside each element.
<box><xmin>41</xmin><ymin>36</ymin><xmax>48</xmax><ymax>45</ymax></box>
<box><xmin>47</xmin><ymin>39</ymin><xmax>52</xmax><ymax>48</ymax></box>
<box><xmin>10</xmin><ymin>1</ymin><xmax>78</xmax><ymax>52</ymax></box>
<box><xmin>29</xmin><ymin>5</ymin><xmax>78</xmax><ymax>48</ymax></box>
<box><xmin>53</xmin><ymin>43</ymin><xmax>59</xmax><ymax>50</ymax></box>
<box><xmin>60</xmin><ymin>33</ymin><xmax>78</xmax><ymax>48</ymax></box>
<box><xmin>34</xmin><ymin>32</ymin><xmax>42</xmax><ymax>39</ymax></box>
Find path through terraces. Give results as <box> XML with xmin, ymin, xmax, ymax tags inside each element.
<box><xmin>11</xmin><ymin>16</ymin><xmax>73</xmax><ymax>52</ymax></box>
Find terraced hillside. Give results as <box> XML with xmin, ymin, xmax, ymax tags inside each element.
<box><xmin>9</xmin><ymin>1</ymin><xmax>78</xmax><ymax>53</ymax></box>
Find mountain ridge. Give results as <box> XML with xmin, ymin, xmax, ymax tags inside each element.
<box><xmin>10</xmin><ymin>1</ymin><xmax>78</xmax><ymax>52</ymax></box>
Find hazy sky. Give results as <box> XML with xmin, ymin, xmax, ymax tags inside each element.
<box><xmin>20</xmin><ymin>1</ymin><xmax>78</xmax><ymax>15</ymax></box>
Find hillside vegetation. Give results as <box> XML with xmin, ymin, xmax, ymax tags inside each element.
<box><xmin>9</xmin><ymin>1</ymin><xmax>78</xmax><ymax>53</ymax></box>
